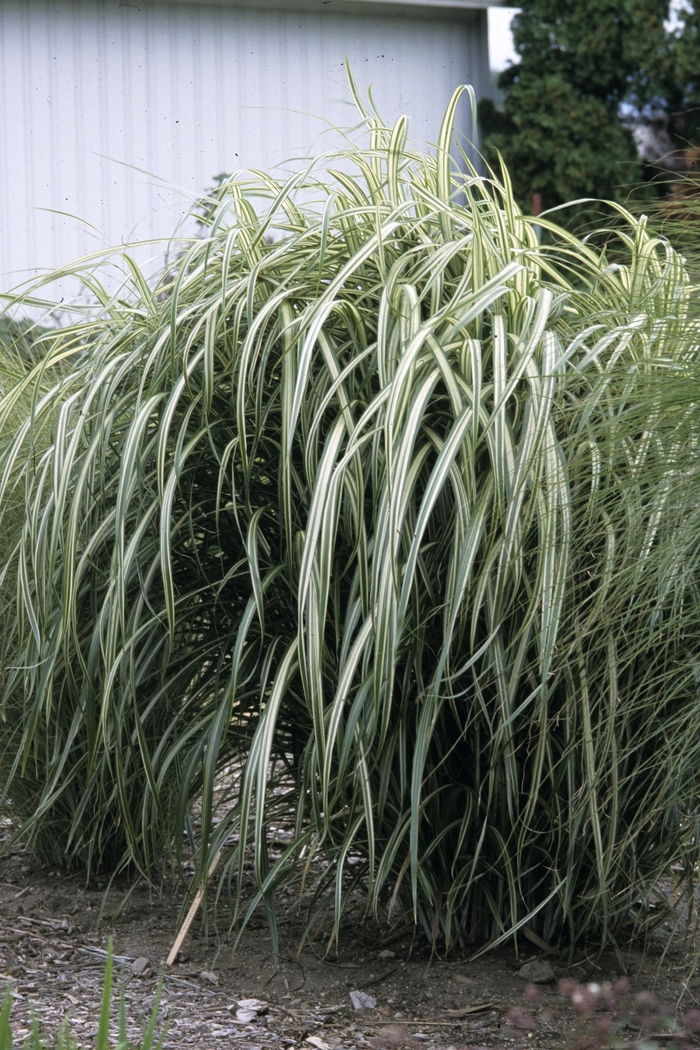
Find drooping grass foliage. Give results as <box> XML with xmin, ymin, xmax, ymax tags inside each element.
<box><xmin>1</xmin><ymin>83</ymin><xmax>700</xmax><ymax>952</ymax></box>
<box><xmin>644</xmin><ymin>175</ymin><xmax>700</xmax><ymax>283</ymax></box>
<box><xmin>0</xmin><ymin>328</ymin><xmax>55</xmax><ymax>756</ymax></box>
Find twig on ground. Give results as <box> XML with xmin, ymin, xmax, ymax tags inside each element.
<box><xmin>166</xmin><ymin>851</ymin><xmax>222</xmax><ymax>966</ymax></box>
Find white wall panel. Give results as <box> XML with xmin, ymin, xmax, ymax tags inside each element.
<box><xmin>0</xmin><ymin>0</ymin><xmax>490</xmax><ymax>298</ymax></box>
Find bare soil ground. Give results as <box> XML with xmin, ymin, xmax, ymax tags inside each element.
<box><xmin>1</xmin><ymin>825</ymin><xmax>698</xmax><ymax>1050</ymax></box>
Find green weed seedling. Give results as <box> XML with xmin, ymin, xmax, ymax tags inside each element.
<box><xmin>0</xmin><ymin>943</ymin><xmax>168</xmax><ymax>1050</ymax></box>
<box><xmin>0</xmin><ymin>989</ymin><xmax>13</xmax><ymax>1050</ymax></box>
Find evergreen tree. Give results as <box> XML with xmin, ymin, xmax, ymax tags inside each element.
<box><xmin>663</xmin><ymin>3</ymin><xmax>700</xmax><ymax>153</ymax></box>
<box><xmin>479</xmin><ymin>1</ymin><xmax>680</xmax><ymax>216</ymax></box>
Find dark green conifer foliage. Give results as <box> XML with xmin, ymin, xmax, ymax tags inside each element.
<box><xmin>479</xmin><ymin>1</ymin><xmax>674</xmax><ymax>216</ymax></box>
<box><xmin>663</xmin><ymin>4</ymin><xmax>700</xmax><ymax>147</ymax></box>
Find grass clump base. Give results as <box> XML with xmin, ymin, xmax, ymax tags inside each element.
<box><xmin>1</xmin><ymin>81</ymin><xmax>700</xmax><ymax>955</ymax></box>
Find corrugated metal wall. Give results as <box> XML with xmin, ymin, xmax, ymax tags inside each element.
<box><xmin>0</xmin><ymin>0</ymin><xmax>489</xmax><ymax>296</ymax></box>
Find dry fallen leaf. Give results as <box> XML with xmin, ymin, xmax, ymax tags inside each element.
<box><xmin>350</xmin><ymin>990</ymin><xmax>377</xmax><ymax>1010</ymax></box>
<box><xmin>306</xmin><ymin>1037</ymin><xmax>332</xmax><ymax>1050</ymax></box>
<box><xmin>237</xmin><ymin>998</ymin><xmax>268</xmax><ymax>1013</ymax></box>
<box><xmin>231</xmin><ymin>997</ymin><xmax>268</xmax><ymax>1023</ymax></box>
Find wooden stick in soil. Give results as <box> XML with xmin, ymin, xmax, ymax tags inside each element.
<box><xmin>323</xmin><ymin>1019</ymin><xmax>491</xmax><ymax>1029</ymax></box>
<box><xmin>166</xmin><ymin>851</ymin><xmax>221</xmax><ymax>966</ymax></box>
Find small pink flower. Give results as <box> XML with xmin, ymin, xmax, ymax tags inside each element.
<box><xmin>600</xmin><ymin>982</ymin><xmax>615</xmax><ymax>1006</ymax></box>
<box><xmin>635</xmin><ymin>990</ymin><xmax>657</xmax><ymax>1015</ymax></box>
<box><xmin>507</xmin><ymin>1006</ymin><xmax>537</xmax><ymax>1031</ymax></box>
<box><xmin>684</xmin><ymin>1010</ymin><xmax>700</xmax><ymax>1033</ymax></box>
<box><xmin>571</xmin><ymin>987</ymin><xmax>593</xmax><ymax>1013</ymax></box>
<box><xmin>382</xmin><ymin>1027</ymin><xmax>409</xmax><ymax>1045</ymax></box>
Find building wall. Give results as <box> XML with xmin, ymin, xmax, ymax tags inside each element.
<box><xmin>0</xmin><ymin>0</ymin><xmax>489</xmax><ymax>297</ymax></box>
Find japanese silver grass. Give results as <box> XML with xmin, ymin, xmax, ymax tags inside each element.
<box><xmin>1</xmin><ymin>86</ymin><xmax>699</xmax><ymax>954</ymax></box>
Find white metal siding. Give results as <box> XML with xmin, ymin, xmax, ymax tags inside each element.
<box><xmin>0</xmin><ymin>0</ymin><xmax>489</xmax><ymax>295</ymax></box>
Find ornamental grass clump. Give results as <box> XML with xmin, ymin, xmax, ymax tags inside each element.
<box><xmin>1</xmin><ymin>82</ymin><xmax>700</xmax><ymax>953</ymax></box>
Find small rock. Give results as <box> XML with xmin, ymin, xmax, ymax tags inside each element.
<box><xmin>131</xmin><ymin>956</ymin><xmax>152</xmax><ymax>976</ymax></box>
<box><xmin>350</xmin><ymin>990</ymin><xmax>377</xmax><ymax>1010</ymax></box>
<box><xmin>378</xmin><ymin>949</ymin><xmax>395</xmax><ymax>959</ymax></box>
<box><xmin>516</xmin><ymin>959</ymin><xmax>555</xmax><ymax>984</ymax></box>
<box><xmin>200</xmin><ymin>970</ymin><xmax>219</xmax><ymax>985</ymax></box>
